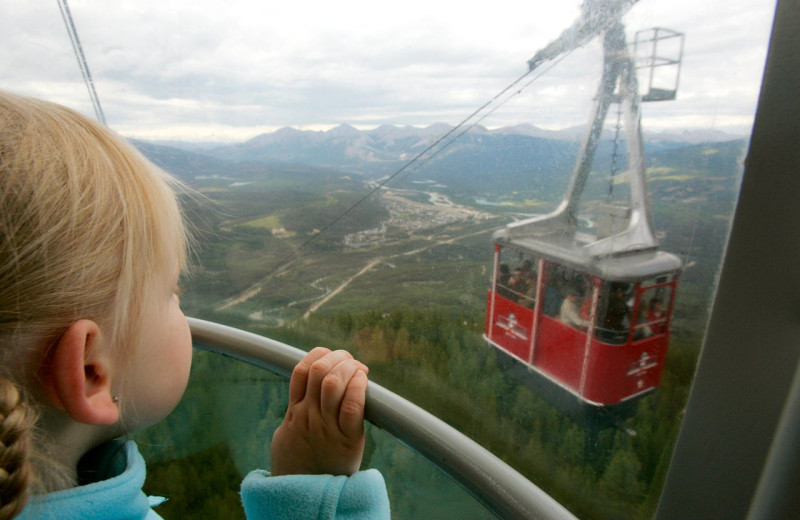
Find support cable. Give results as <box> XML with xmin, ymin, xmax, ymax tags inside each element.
<box><xmin>390</xmin><ymin>51</ymin><xmax>574</xmax><ymax>188</ymax></box>
<box><xmin>289</xmin><ymin>49</ymin><xmax>575</xmax><ymax>263</ymax></box>
<box><xmin>57</xmin><ymin>0</ymin><xmax>107</xmax><ymax>125</ymax></box>
<box><xmin>291</xmin><ymin>69</ymin><xmax>533</xmax><ymax>252</ymax></box>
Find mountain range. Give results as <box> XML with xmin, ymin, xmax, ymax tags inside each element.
<box><xmin>136</xmin><ymin>123</ymin><xmax>747</xmax><ymax>198</ymax></box>
<box><xmin>201</xmin><ymin>123</ymin><xmax>742</xmax><ymax>173</ymax></box>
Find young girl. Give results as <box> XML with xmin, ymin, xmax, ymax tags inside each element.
<box><xmin>0</xmin><ymin>90</ymin><xmax>390</xmax><ymax>519</ymax></box>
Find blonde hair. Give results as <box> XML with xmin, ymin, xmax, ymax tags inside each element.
<box><xmin>0</xmin><ymin>380</ymin><xmax>34</xmax><ymax>520</ymax></box>
<box><xmin>0</xmin><ymin>90</ymin><xmax>189</xmax><ymax>514</ymax></box>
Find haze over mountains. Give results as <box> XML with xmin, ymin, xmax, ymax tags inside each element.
<box><xmin>137</xmin><ymin>123</ymin><xmax>746</xmax><ymax>198</ymax></box>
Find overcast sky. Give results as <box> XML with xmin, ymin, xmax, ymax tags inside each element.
<box><xmin>1</xmin><ymin>0</ymin><xmax>776</xmax><ymax>142</ymax></box>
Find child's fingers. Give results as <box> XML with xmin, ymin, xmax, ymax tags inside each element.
<box><xmin>305</xmin><ymin>350</ymin><xmax>355</xmax><ymax>409</ymax></box>
<box><xmin>288</xmin><ymin>347</ymin><xmax>331</xmax><ymax>405</ymax></box>
<box><xmin>319</xmin><ymin>359</ymin><xmax>361</xmax><ymax>426</ymax></box>
<box><xmin>339</xmin><ymin>370</ymin><xmax>368</xmax><ymax>439</ymax></box>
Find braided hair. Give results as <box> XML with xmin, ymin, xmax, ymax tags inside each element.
<box><xmin>0</xmin><ymin>379</ymin><xmax>33</xmax><ymax>520</ymax></box>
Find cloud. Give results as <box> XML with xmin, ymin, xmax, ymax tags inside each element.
<box><xmin>0</xmin><ymin>0</ymin><xmax>775</xmax><ymax>141</ymax></box>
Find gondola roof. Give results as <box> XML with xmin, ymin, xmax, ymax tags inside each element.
<box><xmin>494</xmin><ymin>227</ymin><xmax>682</xmax><ymax>281</ymax></box>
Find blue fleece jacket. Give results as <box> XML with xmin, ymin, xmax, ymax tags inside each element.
<box><xmin>16</xmin><ymin>441</ymin><xmax>390</xmax><ymax>520</ymax></box>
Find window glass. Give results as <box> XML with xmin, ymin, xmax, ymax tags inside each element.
<box><xmin>595</xmin><ymin>281</ymin><xmax>634</xmax><ymax>343</ymax></box>
<box><xmin>496</xmin><ymin>251</ymin><xmax>539</xmax><ymax>308</ymax></box>
<box><xmin>133</xmin><ymin>350</ymin><xmax>497</xmax><ymax>520</ymax></box>
<box><xmin>5</xmin><ymin>1</ymin><xmax>776</xmax><ymax>518</ymax></box>
<box><xmin>636</xmin><ymin>277</ymin><xmax>674</xmax><ymax>339</ymax></box>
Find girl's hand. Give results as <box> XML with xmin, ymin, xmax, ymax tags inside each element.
<box><xmin>270</xmin><ymin>347</ymin><xmax>369</xmax><ymax>476</ymax></box>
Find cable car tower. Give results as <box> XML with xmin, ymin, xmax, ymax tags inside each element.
<box><xmin>484</xmin><ymin>0</ymin><xmax>685</xmax><ymax>419</ymax></box>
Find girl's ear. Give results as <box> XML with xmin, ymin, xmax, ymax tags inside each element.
<box><xmin>40</xmin><ymin>320</ymin><xmax>120</xmax><ymax>426</ymax></box>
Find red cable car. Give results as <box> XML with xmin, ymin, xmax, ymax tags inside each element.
<box><xmin>484</xmin><ymin>1</ymin><xmax>684</xmax><ymax>418</ymax></box>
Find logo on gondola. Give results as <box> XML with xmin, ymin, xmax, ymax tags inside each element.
<box><xmin>496</xmin><ymin>313</ymin><xmax>529</xmax><ymax>340</ymax></box>
<box><xmin>627</xmin><ymin>351</ymin><xmax>658</xmax><ymax>378</ymax></box>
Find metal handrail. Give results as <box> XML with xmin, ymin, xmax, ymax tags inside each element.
<box><xmin>188</xmin><ymin>317</ymin><xmax>578</xmax><ymax>520</ymax></box>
